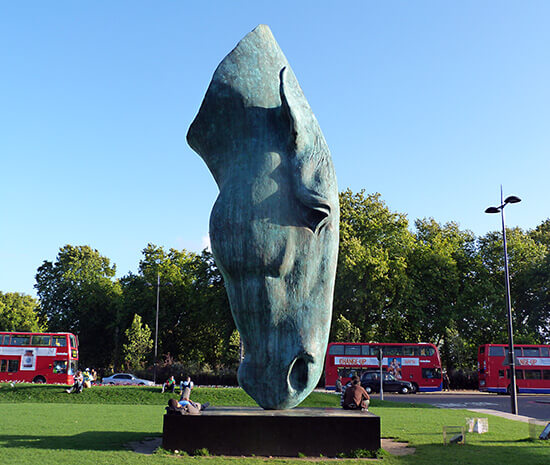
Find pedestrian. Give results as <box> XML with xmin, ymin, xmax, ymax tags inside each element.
<box><xmin>335</xmin><ymin>375</ymin><xmax>343</xmax><ymax>393</ymax></box>
<box><xmin>442</xmin><ymin>370</ymin><xmax>450</xmax><ymax>391</ymax></box>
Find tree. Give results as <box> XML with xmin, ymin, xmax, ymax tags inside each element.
<box><xmin>0</xmin><ymin>292</ymin><xmax>44</xmax><ymax>332</ymax></box>
<box><xmin>404</xmin><ymin>219</ymin><xmax>479</xmax><ymax>344</ymax></box>
<box><xmin>477</xmin><ymin>227</ymin><xmax>547</xmax><ymax>344</ymax></box>
<box><xmin>34</xmin><ymin>245</ymin><xmax>122</xmax><ymax>368</ymax></box>
<box><xmin>333</xmin><ymin>189</ymin><xmax>414</xmax><ymax>342</ymax></box>
<box><xmin>119</xmin><ymin>245</ymin><xmax>234</xmax><ymax>369</ymax></box>
<box><xmin>332</xmin><ymin>315</ymin><xmax>361</xmax><ymax>342</ymax></box>
<box><xmin>122</xmin><ymin>314</ymin><xmax>153</xmax><ymax>371</ymax></box>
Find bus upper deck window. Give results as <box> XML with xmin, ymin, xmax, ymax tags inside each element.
<box><xmin>32</xmin><ymin>335</ymin><xmax>51</xmax><ymax>346</ymax></box>
<box><xmin>10</xmin><ymin>335</ymin><xmax>31</xmax><ymax>345</ymax></box>
<box><xmin>480</xmin><ymin>346</ymin><xmax>485</xmax><ymax>354</ymax></box>
<box><xmin>489</xmin><ymin>346</ymin><xmax>505</xmax><ymax>357</ymax></box>
<box><xmin>523</xmin><ymin>348</ymin><xmax>540</xmax><ymax>357</ymax></box>
<box><xmin>541</xmin><ymin>347</ymin><xmax>549</xmax><ymax>357</ymax></box>
<box><xmin>53</xmin><ymin>337</ymin><xmax>67</xmax><ymax>347</ymax></box>
<box><xmin>402</xmin><ymin>346</ymin><xmax>415</xmax><ymax>356</ymax></box>
<box><xmin>328</xmin><ymin>345</ymin><xmax>344</xmax><ymax>355</ymax></box>
<box><xmin>345</xmin><ymin>345</ymin><xmax>361</xmax><ymax>355</ymax></box>
<box><xmin>69</xmin><ymin>335</ymin><xmax>77</xmax><ymax>348</ymax></box>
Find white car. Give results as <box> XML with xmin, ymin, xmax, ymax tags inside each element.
<box><xmin>102</xmin><ymin>373</ymin><xmax>154</xmax><ymax>386</ymax></box>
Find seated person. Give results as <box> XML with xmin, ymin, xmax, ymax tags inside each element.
<box><xmin>342</xmin><ymin>376</ymin><xmax>370</xmax><ymax>411</ymax></box>
<box><xmin>180</xmin><ymin>375</ymin><xmax>194</xmax><ymax>394</ymax></box>
<box><xmin>162</xmin><ymin>376</ymin><xmax>176</xmax><ymax>393</ymax></box>
<box><xmin>66</xmin><ymin>370</ymin><xmax>84</xmax><ymax>394</ymax></box>
<box><xmin>83</xmin><ymin>368</ymin><xmax>93</xmax><ymax>389</ymax></box>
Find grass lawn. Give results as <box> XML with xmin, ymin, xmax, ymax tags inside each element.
<box><xmin>0</xmin><ymin>383</ymin><xmax>548</xmax><ymax>465</ymax></box>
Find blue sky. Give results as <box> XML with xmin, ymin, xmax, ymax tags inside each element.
<box><xmin>1</xmin><ymin>1</ymin><xmax>549</xmax><ymax>297</ymax></box>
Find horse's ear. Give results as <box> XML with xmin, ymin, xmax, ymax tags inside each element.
<box><xmin>279</xmin><ymin>67</ymin><xmax>308</xmax><ymax>154</ymax></box>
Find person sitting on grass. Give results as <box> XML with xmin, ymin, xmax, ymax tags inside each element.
<box><xmin>66</xmin><ymin>370</ymin><xmax>83</xmax><ymax>394</ymax></box>
<box><xmin>180</xmin><ymin>375</ymin><xmax>194</xmax><ymax>394</ymax></box>
<box><xmin>342</xmin><ymin>376</ymin><xmax>370</xmax><ymax>411</ymax></box>
<box><xmin>162</xmin><ymin>376</ymin><xmax>176</xmax><ymax>393</ymax></box>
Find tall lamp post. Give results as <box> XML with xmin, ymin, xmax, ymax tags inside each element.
<box><xmin>147</xmin><ymin>270</ymin><xmax>171</xmax><ymax>385</ymax></box>
<box><xmin>154</xmin><ymin>271</ymin><xmax>160</xmax><ymax>385</ymax></box>
<box><xmin>485</xmin><ymin>188</ymin><xmax>521</xmax><ymax>415</ymax></box>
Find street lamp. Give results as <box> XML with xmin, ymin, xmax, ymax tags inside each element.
<box><xmin>485</xmin><ymin>187</ymin><xmax>521</xmax><ymax>415</ymax></box>
<box><xmin>146</xmin><ymin>270</ymin><xmax>172</xmax><ymax>385</ymax></box>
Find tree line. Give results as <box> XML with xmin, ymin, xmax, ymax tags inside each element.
<box><xmin>2</xmin><ymin>189</ymin><xmax>549</xmax><ymax>376</ymax></box>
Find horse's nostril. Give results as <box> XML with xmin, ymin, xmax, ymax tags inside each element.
<box><xmin>288</xmin><ymin>356</ymin><xmax>309</xmax><ymax>392</ymax></box>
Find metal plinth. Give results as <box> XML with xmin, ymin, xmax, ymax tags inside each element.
<box><xmin>162</xmin><ymin>407</ymin><xmax>380</xmax><ymax>457</ymax></box>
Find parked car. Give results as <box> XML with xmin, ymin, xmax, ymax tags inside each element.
<box><xmin>102</xmin><ymin>373</ymin><xmax>154</xmax><ymax>386</ymax></box>
<box><xmin>360</xmin><ymin>370</ymin><xmax>415</xmax><ymax>394</ymax></box>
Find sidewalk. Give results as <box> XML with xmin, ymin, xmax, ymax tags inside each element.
<box><xmin>468</xmin><ymin>408</ymin><xmax>547</xmax><ymax>425</ymax></box>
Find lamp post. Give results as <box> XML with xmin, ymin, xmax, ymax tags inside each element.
<box><xmin>146</xmin><ymin>269</ymin><xmax>171</xmax><ymax>385</ymax></box>
<box><xmin>154</xmin><ymin>271</ymin><xmax>160</xmax><ymax>385</ymax></box>
<box><xmin>485</xmin><ymin>187</ymin><xmax>521</xmax><ymax>415</ymax></box>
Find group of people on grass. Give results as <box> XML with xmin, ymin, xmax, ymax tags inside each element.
<box><xmin>161</xmin><ymin>375</ymin><xmax>194</xmax><ymax>394</ymax></box>
<box><xmin>66</xmin><ymin>368</ymin><xmax>97</xmax><ymax>394</ymax></box>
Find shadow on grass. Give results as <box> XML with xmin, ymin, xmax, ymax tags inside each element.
<box><xmin>0</xmin><ymin>431</ymin><xmax>155</xmax><ymax>451</ymax></box>
<box><xmin>394</xmin><ymin>442</ymin><xmax>550</xmax><ymax>465</ymax></box>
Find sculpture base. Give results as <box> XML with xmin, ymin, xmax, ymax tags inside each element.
<box><xmin>162</xmin><ymin>407</ymin><xmax>380</xmax><ymax>457</ymax></box>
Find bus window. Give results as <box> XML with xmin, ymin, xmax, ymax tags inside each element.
<box><xmin>52</xmin><ymin>336</ymin><xmax>67</xmax><ymax>347</ymax></box>
<box><xmin>402</xmin><ymin>346</ymin><xmax>416</xmax><ymax>356</ymax></box>
<box><xmin>508</xmin><ymin>369</ymin><xmax>524</xmax><ymax>379</ymax></box>
<box><xmin>10</xmin><ymin>335</ymin><xmax>31</xmax><ymax>345</ymax></box>
<box><xmin>69</xmin><ymin>361</ymin><xmax>78</xmax><ymax>375</ymax></box>
<box><xmin>53</xmin><ymin>361</ymin><xmax>68</xmax><ymax>374</ymax></box>
<box><xmin>69</xmin><ymin>335</ymin><xmax>77</xmax><ymax>348</ymax></box>
<box><xmin>525</xmin><ymin>370</ymin><xmax>542</xmax><ymax>380</ymax></box>
<box><xmin>0</xmin><ymin>360</ymin><xmax>6</xmax><ymax>371</ymax></box>
<box><xmin>523</xmin><ymin>348</ymin><xmax>540</xmax><ymax>357</ymax></box>
<box><xmin>422</xmin><ymin>368</ymin><xmax>441</xmax><ymax>379</ymax></box>
<box><xmin>543</xmin><ymin>370</ymin><xmax>550</xmax><ymax>380</ymax></box>
<box><xmin>480</xmin><ymin>346</ymin><xmax>485</xmax><ymax>354</ymax></box>
<box><xmin>426</xmin><ymin>347</ymin><xmax>435</xmax><ymax>356</ymax></box>
<box><xmin>361</xmin><ymin>346</ymin><xmax>372</xmax><ymax>355</ymax></box>
<box><xmin>32</xmin><ymin>335</ymin><xmax>51</xmax><ymax>346</ymax></box>
<box><xmin>514</xmin><ymin>348</ymin><xmax>523</xmax><ymax>357</ymax></box>
<box><xmin>541</xmin><ymin>347</ymin><xmax>549</xmax><ymax>357</ymax></box>
<box><xmin>498</xmin><ymin>370</ymin><xmax>505</xmax><ymax>378</ymax></box>
<box><xmin>8</xmin><ymin>360</ymin><xmax>18</xmax><ymax>372</ymax></box>
<box><xmin>489</xmin><ymin>346</ymin><xmax>505</xmax><ymax>357</ymax></box>
<box><xmin>384</xmin><ymin>346</ymin><xmax>402</xmax><ymax>356</ymax></box>
<box><xmin>328</xmin><ymin>345</ymin><xmax>344</xmax><ymax>355</ymax></box>
<box><xmin>345</xmin><ymin>345</ymin><xmax>361</xmax><ymax>355</ymax></box>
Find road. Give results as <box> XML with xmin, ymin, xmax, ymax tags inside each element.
<box><xmin>380</xmin><ymin>391</ymin><xmax>550</xmax><ymax>421</ymax></box>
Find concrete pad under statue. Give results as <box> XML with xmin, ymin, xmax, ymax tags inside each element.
<box><xmin>162</xmin><ymin>407</ymin><xmax>381</xmax><ymax>457</ymax></box>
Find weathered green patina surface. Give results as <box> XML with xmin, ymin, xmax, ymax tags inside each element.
<box><xmin>187</xmin><ymin>25</ymin><xmax>339</xmax><ymax>409</ymax></box>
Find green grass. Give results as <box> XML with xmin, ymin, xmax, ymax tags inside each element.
<box><xmin>0</xmin><ymin>383</ymin><xmax>548</xmax><ymax>465</ymax></box>
<box><xmin>0</xmin><ymin>383</ymin><xmax>344</xmax><ymax>407</ymax></box>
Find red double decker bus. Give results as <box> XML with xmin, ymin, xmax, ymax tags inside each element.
<box><xmin>478</xmin><ymin>344</ymin><xmax>550</xmax><ymax>394</ymax></box>
<box><xmin>325</xmin><ymin>342</ymin><xmax>442</xmax><ymax>392</ymax></box>
<box><xmin>0</xmin><ymin>331</ymin><xmax>78</xmax><ymax>384</ymax></box>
